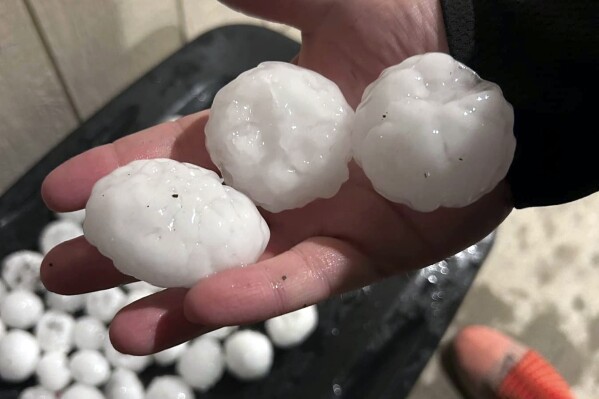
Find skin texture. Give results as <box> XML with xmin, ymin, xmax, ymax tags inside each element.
<box><xmin>41</xmin><ymin>0</ymin><xmax>513</xmax><ymax>355</ymax></box>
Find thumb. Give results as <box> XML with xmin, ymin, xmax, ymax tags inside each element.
<box><xmin>218</xmin><ymin>0</ymin><xmax>328</xmax><ymax>30</ymax></box>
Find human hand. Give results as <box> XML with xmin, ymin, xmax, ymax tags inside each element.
<box><xmin>41</xmin><ymin>0</ymin><xmax>513</xmax><ymax>355</ymax></box>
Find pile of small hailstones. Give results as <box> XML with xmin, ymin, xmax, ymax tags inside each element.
<box><xmin>0</xmin><ymin>211</ymin><xmax>319</xmax><ymax>399</ymax></box>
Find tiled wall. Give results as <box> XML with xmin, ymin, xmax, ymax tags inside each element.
<box><xmin>0</xmin><ymin>0</ymin><xmax>299</xmax><ymax>194</ymax></box>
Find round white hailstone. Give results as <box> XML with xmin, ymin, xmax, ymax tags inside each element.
<box><xmin>176</xmin><ymin>338</ymin><xmax>224</xmax><ymax>391</ymax></box>
<box><xmin>103</xmin><ymin>339</ymin><xmax>151</xmax><ymax>372</ymax></box>
<box><xmin>124</xmin><ymin>281</ymin><xmax>162</xmax><ymax>293</ymax></box>
<box><xmin>61</xmin><ymin>384</ymin><xmax>105</xmax><ymax>399</ymax></box>
<box><xmin>69</xmin><ymin>350</ymin><xmax>110</xmax><ymax>386</ymax></box>
<box><xmin>84</xmin><ymin>288</ymin><xmax>126</xmax><ymax>323</ymax></box>
<box><xmin>265</xmin><ymin>305</ymin><xmax>319</xmax><ymax>348</ymax></box>
<box><xmin>35</xmin><ymin>310</ymin><xmax>75</xmax><ymax>353</ymax></box>
<box><xmin>146</xmin><ymin>376</ymin><xmax>195</xmax><ymax>399</ymax></box>
<box><xmin>104</xmin><ymin>368</ymin><xmax>144</xmax><ymax>399</ymax></box>
<box><xmin>123</xmin><ymin>288</ymin><xmax>154</xmax><ymax>306</ymax></box>
<box><xmin>153</xmin><ymin>341</ymin><xmax>188</xmax><ymax>366</ymax></box>
<box><xmin>224</xmin><ymin>330</ymin><xmax>273</xmax><ymax>381</ymax></box>
<box><xmin>1</xmin><ymin>289</ymin><xmax>44</xmax><ymax>329</ymax></box>
<box><xmin>18</xmin><ymin>386</ymin><xmax>55</xmax><ymax>399</ymax></box>
<box><xmin>45</xmin><ymin>292</ymin><xmax>86</xmax><ymax>314</ymax></box>
<box><xmin>36</xmin><ymin>351</ymin><xmax>71</xmax><ymax>391</ymax></box>
<box><xmin>84</xmin><ymin>159</ymin><xmax>270</xmax><ymax>288</ymax></box>
<box><xmin>73</xmin><ymin>316</ymin><xmax>107</xmax><ymax>350</ymax></box>
<box><xmin>203</xmin><ymin>325</ymin><xmax>238</xmax><ymax>340</ymax></box>
<box><xmin>206</xmin><ymin>61</ymin><xmax>354</xmax><ymax>213</ymax></box>
<box><xmin>39</xmin><ymin>220</ymin><xmax>83</xmax><ymax>255</ymax></box>
<box><xmin>55</xmin><ymin>209</ymin><xmax>86</xmax><ymax>225</ymax></box>
<box><xmin>0</xmin><ymin>330</ymin><xmax>40</xmax><ymax>382</ymax></box>
<box><xmin>353</xmin><ymin>53</ymin><xmax>516</xmax><ymax>212</ymax></box>
<box><xmin>1</xmin><ymin>250</ymin><xmax>44</xmax><ymax>291</ymax></box>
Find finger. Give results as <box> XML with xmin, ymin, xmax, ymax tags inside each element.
<box><xmin>41</xmin><ymin>236</ymin><xmax>135</xmax><ymax>294</ymax></box>
<box><xmin>110</xmin><ymin>288</ymin><xmax>212</xmax><ymax>355</ymax></box>
<box><xmin>184</xmin><ymin>237</ymin><xmax>382</xmax><ymax>326</ymax></box>
<box><xmin>42</xmin><ymin>111</ymin><xmax>212</xmax><ymax>212</ymax></box>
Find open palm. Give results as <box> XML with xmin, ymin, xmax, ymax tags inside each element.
<box><xmin>41</xmin><ymin>0</ymin><xmax>513</xmax><ymax>355</ymax></box>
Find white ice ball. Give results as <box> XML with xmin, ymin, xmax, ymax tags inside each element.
<box><xmin>265</xmin><ymin>305</ymin><xmax>318</xmax><ymax>348</ymax></box>
<box><xmin>45</xmin><ymin>292</ymin><xmax>86</xmax><ymax>314</ymax></box>
<box><xmin>104</xmin><ymin>368</ymin><xmax>144</xmax><ymax>399</ymax></box>
<box><xmin>206</xmin><ymin>61</ymin><xmax>354</xmax><ymax>212</ymax></box>
<box><xmin>73</xmin><ymin>316</ymin><xmax>107</xmax><ymax>351</ymax></box>
<box><xmin>84</xmin><ymin>159</ymin><xmax>270</xmax><ymax>288</ymax></box>
<box><xmin>153</xmin><ymin>341</ymin><xmax>188</xmax><ymax>367</ymax></box>
<box><xmin>84</xmin><ymin>288</ymin><xmax>126</xmax><ymax>323</ymax></box>
<box><xmin>55</xmin><ymin>209</ymin><xmax>86</xmax><ymax>225</ymax></box>
<box><xmin>1</xmin><ymin>289</ymin><xmax>44</xmax><ymax>329</ymax></box>
<box><xmin>176</xmin><ymin>338</ymin><xmax>224</xmax><ymax>392</ymax></box>
<box><xmin>146</xmin><ymin>376</ymin><xmax>195</xmax><ymax>399</ymax></box>
<box><xmin>0</xmin><ymin>330</ymin><xmax>40</xmax><ymax>382</ymax></box>
<box><xmin>69</xmin><ymin>350</ymin><xmax>110</xmax><ymax>386</ymax></box>
<box><xmin>203</xmin><ymin>326</ymin><xmax>238</xmax><ymax>340</ymax></box>
<box><xmin>353</xmin><ymin>52</ymin><xmax>516</xmax><ymax>212</ymax></box>
<box><xmin>61</xmin><ymin>384</ymin><xmax>105</xmax><ymax>399</ymax></box>
<box><xmin>39</xmin><ymin>220</ymin><xmax>83</xmax><ymax>255</ymax></box>
<box><xmin>224</xmin><ymin>330</ymin><xmax>273</xmax><ymax>381</ymax></box>
<box><xmin>18</xmin><ymin>386</ymin><xmax>55</xmax><ymax>399</ymax></box>
<box><xmin>103</xmin><ymin>339</ymin><xmax>151</xmax><ymax>373</ymax></box>
<box><xmin>1</xmin><ymin>250</ymin><xmax>44</xmax><ymax>291</ymax></box>
<box><xmin>35</xmin><ymin>310</ymin><xmax>75</xmax><ymax>353</ymax></box>
<box><xmin>36</xmin><ymin>351</ymin><xmax>71</xmax><ymax>391</ymax></box>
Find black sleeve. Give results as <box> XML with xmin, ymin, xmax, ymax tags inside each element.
<box><xmin>439</xmin><ymin>0</ymin><xmax>599</xmax><ymax>208</ymax></box>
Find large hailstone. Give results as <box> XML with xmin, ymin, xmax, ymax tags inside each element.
<box><xmin>353</xmin><ymin>52</ymin><xmax>516</xmax><ymax>212</ymax></box>
<box><xmin>84</xmin><ymin>159</ymin><xmax>270</xmax><ymax>288</ymax></box>
<box><xmin>206</xmin><ymin>61</ymin><xmax>354</xmax><ymax>213</ymax></box>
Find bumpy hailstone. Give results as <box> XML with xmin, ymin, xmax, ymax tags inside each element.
<box><xmin>73</xmin><ymin>316</ymin><xmax>107</xmax><ymax>350</ymax></box>
<box><xmin>84</xmin><ymin>288</ymin><xmax>126</xmax><ymax>323</ymax></box>
<box><xmin>146</xmin><ymin>376</ymin><xmax>195</xmax><ymax>399</ymax></box>
<box><xmin>0</xmin><ymin>330</ymin><xmax>40</xmax><ymax>382</ymax></box>
<box><xmin>69</xmin><ymin>349</ymin><xmax>110</xmax><ymax>386</ymax></box>
<box><xmin>1</xmin><ymin>289</ymin><xmax>44</xmax><ymax>329</ymax></box>
<box><xmin>84</xmin><ymin>159</ymin><xmax>270</xmax><ymax>288</ymax></box>
<box><xmin>265</xmin><ymin>305</ymin><xmax>318</xmax><ymax>348</ymax></box>
<box><xmin>105</xmin><ymin>368</ymin><xmax>145</xmax><ymax>399</ymax></box>
<box><xmin>18</xmin><ymin>386</ymin><xmax>55</xmax><ymax>399</ymax></box>
<box><xmin>45</xmin><ymin>292</ymin><xmax>85</xmax><ymax>314</ymax></box>
<box><xmin>176</xmin><ymin>338</ymin><xmax>224</xmax><ymax>392</ymax></box>
<box><xmin>224</xmin><ymin>330</ymin><xmax>273</xmax><ymax>381</ymax></box>
<box><xmin>39</xmin><ymin>220</ymin><xmax>83</xmax><ymax>254</ymax></box>
<box><xmin>153</xmin><ymin>341</ymin><xmax>188</xmax><ymax>367</ymax></box>
<box><xmin>205</xmin><ymin>61</ymin><xmax>354</xmax><ymax>213</ymax></box>
<box><xmin>104</xmin><ymin>339</ymin><xmax>151</xmax><ymax>373</ymax></box>
<box><xmin>35</xmin><ymin>310</ymin><xmax>75</xmax><ymax>352</ymax></box>
<box><xmin>1</xmin><ymin>250</ymin><xmax>44</xmax><ymax>291</ymax></box>
<box><xmin>36</xmin><ymin>351</ymin><xmax>71</xmax><ymax>391</ymax></box>
<box><xmin>353</xmin><ymin>52</ymin><xmax>516</xmax><ymax>212</ymax></box>
<box><xmin>61</xmin><ymin>384</ymin><xmax>105</xmax><ymax>399</ymax></box>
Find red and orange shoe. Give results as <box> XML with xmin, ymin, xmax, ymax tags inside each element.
<box><xmin>444</xmin><ymin>325</ymin><xmax>574</xmax><ymax>399</ymax></box>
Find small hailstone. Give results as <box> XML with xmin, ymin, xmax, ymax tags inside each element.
<box><xmin>84</xmin><ymin>159</ymin><xmax>270</xmax><ymax>288</ymax></box>
<box><xmin>204</xmin><ymin>325</ymin><xmax>238</xmax><ymax>340</ymax></box>
<box><xmin>61</xmin><ymin>384</ymin><xmax>105</xmax><ymax>399</ymax></box>
<box><xmin>176</xmin><ymin>338</ymin><xmax>224</xmax><ymax>392</ymax></box>
<box><xmin>1</xmin><ymin>250</ymin><xmax>44</xmax><ymax>291</ymax></box>
<box><xmin>35</xmin><ymin>310</ymin><xmax>75</xmax><ymax>352</ymax></box>
<box><xmin>0</xmin><ymin>330</ymin><xmax>40</xmax><ymax>382</ymax></box>
<box><xmin>18</xmin><ymin>386</ymin><xmax>55</xmax><ymax>399</ymax></box>
<box><xmin>146</xmin><ymin>376</ymin><xmax>195</xmax><ymax>399</ymax></box>
<box><xmin>353</xmin><ymin>53</ymin><xmax>516</xmax><ymax>212</ymax></box>
<box><xmin>84</xmin><ymin>288</ymin><xmax>126</xmax><ymax>323</ymax></box>
<box><xmin>69</xmin><ymin>349</ymin><xmax>110</xmax><ymax>386</ymax></box>
<box><xmin>36</xmin><ymin>351</ymin><xmax>71</xmax><ymax>391</ymax></box>
<box><xmin>1</xmin><ymin>289</ymin><xmax>44</xmax><ymax>329</ymax></box>
<box><xmin>123</xmin><ymin>288</ymin><xmax>154</xmax><ymax>306</ymax></box>
<box><xmin>124</xmin><ymin>281</ymin><xmax>162</xmax><ymax>293</ymax></box>
<box><xmin>39</xmin><ymin>220</ymin><xmax>83</xmax><ymax>254</ymax></box>
<box><xmin>265</xmin><ymin>305</ymin><xmax>318</xmax><ymax>348</ymax></box>
<box><xmin>55</xmin><ymin>209</ymin><xmax>86</xmax><ymax>225</ymax></box>
<box><xmin>224</xmin><ymin>330</ymin><xmax>273</xmax><ymax>381</ymax></box>
<box><xmin>73</xmin><ymin>316</ymin><xmax>107</xmax><ymax>350</ymax></box>
<box><xmin>45</xmin><ymin>292</ymin><xmax>86</xmax><ymax>314</ymax></box>
<box><xmin>206</xmin><ymin>61</ymin><xmax>354</xmax><ymax>212</ymax></box>
<box><xmin>104</xmin><ymin>339</ymin><xmax>151</xmax><ymax>372</ymax></box>
<box><xmin>104</xmin><ymin>368</ymin><xmax>144</xmax><ymax>399</ymax></box>
<box><xmin>153</xmin><ymin>341</ymin><xmax>188</xmax><ymax>366</ymax></box>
